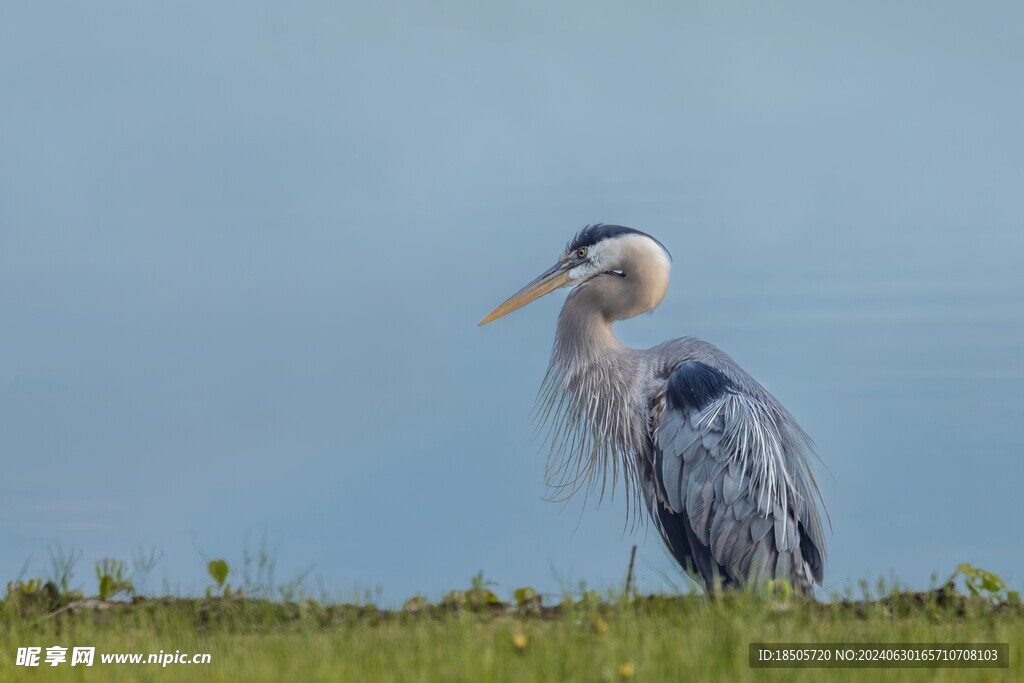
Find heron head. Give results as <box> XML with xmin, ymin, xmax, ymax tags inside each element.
<box><xmin>478</xmin><ymin>224</ymin><xmax>672</xmax><ymax>326</ymax></box>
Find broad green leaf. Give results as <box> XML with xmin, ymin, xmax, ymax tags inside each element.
<box><xmin>514</xmin><ymin>587</ymin><xmax>537</xmax><ymax>605</ymax></box>
<box><xmin>208</xmin><ymin>559</ymin><xmax>229</xmax><ymax>587</ymax></box>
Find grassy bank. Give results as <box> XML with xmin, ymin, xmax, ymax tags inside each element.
<box><xmin>2</xmin><ymin>567</ymin><xmax>1021</xmax><ymax>681</ymax></box>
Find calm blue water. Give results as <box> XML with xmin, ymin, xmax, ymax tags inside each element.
<box><xmin>2</xmin><ymin>1</ymin><xmax>1022</xmax><ymax>602</ymax></box>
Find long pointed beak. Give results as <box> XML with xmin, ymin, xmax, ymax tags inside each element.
<box><xmin>478</xmin><ymin>262</ymin><xmax>571</xmax><ymax>326</ymax></box>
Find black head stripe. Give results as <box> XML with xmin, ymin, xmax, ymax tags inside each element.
<box><xmin>567</xmin><ymin>224</ymin><xmax>672</xmax><ymax>261</ymax></box>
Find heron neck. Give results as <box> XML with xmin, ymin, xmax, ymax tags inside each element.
<box><xmin>541</xmin><ymin>284</ymin><xmax>648</xmax><ymax>509</ymax></box>
<box><xmin>554</xmin><ymin>287</ymin><xmax>627</xmax><ymax>366</ymax></box>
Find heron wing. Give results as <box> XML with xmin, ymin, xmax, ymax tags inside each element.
<box><xmin>651</xmin><ymin>361</ymin><xmax>825</xmax><ymax>593</ymax></box>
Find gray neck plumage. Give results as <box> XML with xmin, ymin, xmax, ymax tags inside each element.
<box><xmin>536</xmin><ymin>284</ymin><xmax>649</xmax><ymax>511</ymax></box>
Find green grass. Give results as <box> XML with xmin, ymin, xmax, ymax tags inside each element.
<box><xmin>1</xmin><ymin>581</ymin><xmax>1021</xmax><ymax>681</ymax></box>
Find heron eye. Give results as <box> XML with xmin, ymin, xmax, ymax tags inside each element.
<box><xmin>577</xmin><ymin>248</ymin><xmax>587</xmax><ymax>259</ymax></box>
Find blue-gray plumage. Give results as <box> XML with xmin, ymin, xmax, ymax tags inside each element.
<box><xmin>479</xmin><ymin>224</ymin><xmax>827</xmax><ymax>596</ymax></box>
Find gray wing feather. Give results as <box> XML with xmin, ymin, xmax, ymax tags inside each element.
<box><xmin>730</xmin><ymin>497</ymin><xmax>754</xmax><ymax>521</ymax></box>
<box><xmin>722</xmin><ymin>470</ymin><xmax>741</xmax><ymax>505</ymax></box>
<box><xmin>651</xmin><ymin>362</ymin><xmax>826</xmax><ymax>595</ymax></box>
<box><xmin>750</xmin><ymin>515</ymin><xmax>773</xmax><ymax>543</ymax></box>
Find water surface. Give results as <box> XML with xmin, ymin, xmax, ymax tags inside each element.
<box><xmin>2</xmin><ymin>1</ymin><xmax>1022</xmax><ymax>601</ymax></box>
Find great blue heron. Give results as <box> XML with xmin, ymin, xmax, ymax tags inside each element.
<box><xmin>479</xmin><ymin>224</ymin><xmax>826</xmax><ymax>595</ymax></box>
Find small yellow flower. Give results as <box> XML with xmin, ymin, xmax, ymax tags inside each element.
<box><xmin>617</xmin><ymin>662</ymin><xmax>635</xmax><ymax>679</ymax></box>
<box><xmin>512</xmin><ymin>633</ymin><xmax>528</xmax><ymax>651</ymax></box>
